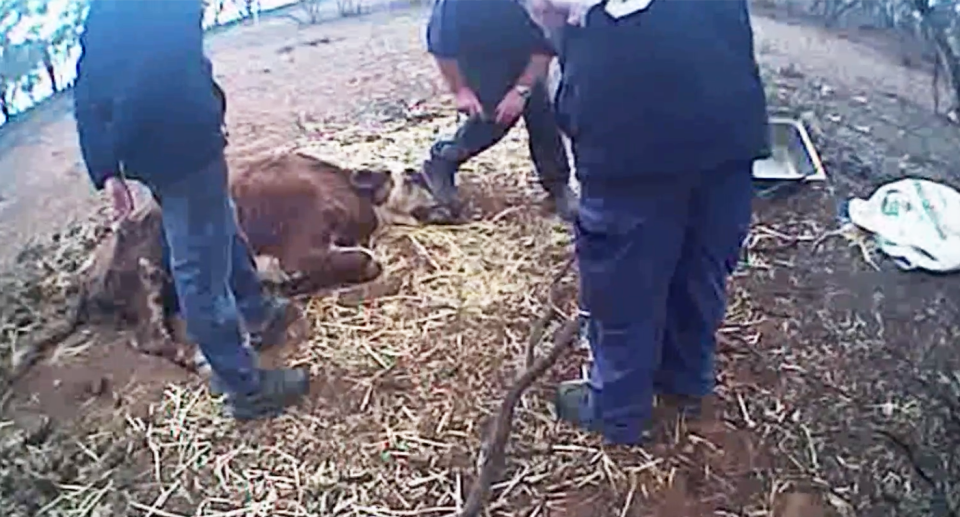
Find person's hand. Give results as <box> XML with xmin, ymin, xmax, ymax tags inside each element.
<box><xmin>104</xmin><ymin>176</ymin><xmax>134</xmax><ymax>222</ymax></box>
<box><xmin>455</xmin><ymin>87</ymin><xmax>484</xmax><ymax>118</ymax></box>
<box><xmin>495</xmin><ymin>88</ymin><xmax>527</xmax><ymax>125</ymax></box>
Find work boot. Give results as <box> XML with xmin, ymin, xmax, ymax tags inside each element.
<box><xmin>421</xmin><ymin>144</ymin><xmax>462</xmax><ymax>214</ymax></box>
<box><xmin>553</xmin><ymin>380</ymin><xmax>651</xmax><ymax>446</ymax></box>
<box><xmin>223</xmin><ymin>368</ymin><xmax>310</xmax><ymax>420</ymax></box>
<box><xmin>210</xmin><ymin>296</ymin><xmax>296</xmax><ymax>396</ymax></box>
<box><xmin>545</xmin><ymin>183</ymin><xmax>579</xmax><ymax>222</ymax></box>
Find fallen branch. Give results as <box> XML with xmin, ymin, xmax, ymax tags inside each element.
<box><xmin>876</xmin><ymin>429</ymin><xmax>958</xmax><ymax>517</ymax></box>
<box><xmin>524</xmin><ymin>255</ymin><xmax>575</xmax><ymax>368</ymax></box>
<box><xmin>460</xmin><ymin>319</ymin><xmax>579</xmax><ymax>517</ymax></box>
<box><xmin>459</xmin><ymin>255</ymin><xmax>580</xmax><ymax>517</ymax></box>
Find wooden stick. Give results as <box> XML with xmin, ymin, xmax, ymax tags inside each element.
<box><xmin>459</xmin><ymin>319</ymin><xmax>579</xmax><ymax>517</ymax></box>
<box><xmin>459</xmin><ymin>255</ymin><xmax>580</xmax><ymax>517</ymax></box>
<box><xmin>525</xmin><ymin>255</ymin><xmax>575</xmax><ymax>368</ymax></box>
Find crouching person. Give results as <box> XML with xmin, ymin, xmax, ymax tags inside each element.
<box><xmin>532</xmin><ymin>0</ymin><xmax>771</xmax><ymax>445</ymax></box>
<box><xmin>73</xmin><ymin>0</ymin><xmax>308</xmax><ymax>419</ymax></box>
<box><xmin>422</xmin><ymin>0</ymin><xmax>577</xmax><ymax>222</ymax></box>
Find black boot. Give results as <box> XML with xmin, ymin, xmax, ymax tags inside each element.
<box><xmin>223</xmin><ymin>368</ymin><xmax>310</xmax><ymax>421</ymax></box>
<box><xmin>209</xmin><ymin>296</ymin><xmax>297</xmax><ymax>396</ymax></box>
<box><xmin>420</xmin><ymin>142</ymin><xmax>463</xmax><ymax>220</ymax></box>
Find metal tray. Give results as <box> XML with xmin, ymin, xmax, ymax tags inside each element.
<box><xmin>752</xmin><ymin>116</ymin><xmax>827</xmax><ymax>182</ymax></box>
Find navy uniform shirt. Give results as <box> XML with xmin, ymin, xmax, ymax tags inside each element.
<box><xmin>426</xmin><ymin>0</ymin><xmax>555</xmax><ymax>109</ymax></box>
<box><xmin>555</xmin><ymin>0</ymin><xmax>771</xmax><ymax>183</ymax></box>
<box><xmin>74</xmin><ymin>0</ymin><xmax>226</xmax><ymax>191</ymax></box>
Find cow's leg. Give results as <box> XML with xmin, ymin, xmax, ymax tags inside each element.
<box><xmin>133</xmin><ymin>257</ymin><xmax>198</xmax><ymax>371</ymax></box>
<box><xmin>279</xmin><ymin>244</ymin><xmax>382</xmax><ymax>294</ymax></box>
<box><xmin>327</xmin><ymin>246</ymin><xmax>383</xmax><ymax>285</ymax></box>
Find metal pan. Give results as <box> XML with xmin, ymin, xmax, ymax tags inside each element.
<box><xmin>752</xmin><ymin>116</ymin><xmax>827</xmax><ymax>182</ymax></box>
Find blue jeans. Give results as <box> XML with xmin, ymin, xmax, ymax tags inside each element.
<box><xmin>574</xmin><ymin>161</ymin><xmax>753</xmax><ymax>444</ymax></box>
<box><xmin>154</xmin><ymin>155</ymin><xmax>269</xmax><ymax>395</ymax></box>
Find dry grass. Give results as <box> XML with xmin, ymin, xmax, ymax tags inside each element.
<box><xmin>0</xmin><ymin>101</ymin><xmax>798</xmax><ymax>516</ymax></box>
<box><xmin>1</xmin><ymin>88</ymin><xmax>960</xmax><ymax>517</ymax></box>
<box><xmin>0</xmin><ymin>213</ymin><xmax>110</xmax><ymax>396</ymax></box>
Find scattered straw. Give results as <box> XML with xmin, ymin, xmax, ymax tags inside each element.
<box><xmin>2</xmin><ymin>80</ymin><xmax>959</xmax><ymax>517</ymax></box>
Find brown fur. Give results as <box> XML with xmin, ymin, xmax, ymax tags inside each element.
<box><xmin>78</xmin><ymin>202</ymin><xmax>196</xmax><ymax>370</ymax></box>
<box><xmin>230</xmin><ymin>151</ymin><xmax>391</xmax><ymax>293</ymax></box>
<box><xmin>77</xmin><ymin>151</ymin><xmax>439</xmax><ymax>372</ymax></box>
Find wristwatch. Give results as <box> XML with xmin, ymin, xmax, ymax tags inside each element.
<box><xmin>514</xmin><ymin>85</ymin><xmax>532</xmax><ymax>99</ymax></box>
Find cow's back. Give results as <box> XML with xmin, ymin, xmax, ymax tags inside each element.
<box><xmin>229</xmin><ymin>152</ymin><xmax>375</xmax><ymax>257</ymax></box>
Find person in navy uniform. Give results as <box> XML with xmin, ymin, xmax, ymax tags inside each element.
<box><xmin>531</xmin><ymin>0</ymin><xmax>771</xmax><ymax>445</ymax></box>
<box><xmin>422</xmin><ymin>0</ymin><xmax>578</xmax><ymax>222</ymax></box>
<box><xmin>73</xmin><ymin>0</ymin><xmax>308</xmax><ymax>419</ymax></box>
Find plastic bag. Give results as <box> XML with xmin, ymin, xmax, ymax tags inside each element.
<box><xmin>847</xmin><ymin>178</ymin><xmax>960</xmax><ymax>273</ymax></box>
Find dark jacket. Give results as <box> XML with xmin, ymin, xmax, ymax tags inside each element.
<box><xmin>73</xmin><ymin>0</ymin><xmax>226</xmax><ymax>191</ymax></box>
<box><xmin>555</xmin><ymin>0</ymin><xmax>771</xmax><ymax>183</ymax></box>
<box><xmin>425</xmin><ymin>0</ymin><xmax>555</xmax><ymax>109</ymax></box>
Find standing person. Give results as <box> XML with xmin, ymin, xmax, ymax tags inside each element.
<box><xmin>73</xmin><ymin>0</ymin><xmax>309</xmax><ymax>419</ymax></box>
<box><xmin>422</xmin><ymin>0</ymin><xmax>578</xmax><ymax>222</ymax></box>
<box><xmin>531</xmin><ymin>0</ymin><xmax>771</xmax><ymax>445</ymax></box>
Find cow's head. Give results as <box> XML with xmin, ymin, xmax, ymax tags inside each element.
<box><xmin>348</xmin><ymin>167</ymin><xmax>395</xmax><ymax>206</ymax></box>
<box><xmin>351</xmin><ymin>166</ymin><xmax>458</xmax><ymax>226</ymax></box>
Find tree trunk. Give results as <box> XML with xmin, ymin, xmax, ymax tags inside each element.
<box><xmin>45</xmin><ymin>60</ymin><xmax>58</xmax><ymax>93</ymax></box>
<box><xmin>914</xmin><ymin>0</ymin><xmax>960</xmax><ymax>113</ymax></box>
<box><xmin>0</xmin><ymin>93</ymin><xmax>10</xmax><ymax>121</ymax></box>
<box><xmin>933</xmin><ymin>32</ymin><xmax>960</xmax><ymax>111</ymax></box>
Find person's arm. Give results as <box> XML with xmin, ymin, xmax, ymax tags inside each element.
<box><xmin>512</xmin><ymin>4</ymin><xmax>558</xmax><ymax>90</ymax></box>
<box><xmin>434</xmin><ymin>57</ymin><xmax>467</xmax><ymax>94</ymax></box>
<box><xmin>425</xmin><ymin>0</ymin><xmax>469</xmax><ymax>94</ymax></box>
<box><xmin>514</xmin><ymin>53</ymin><xmax>552</xmax><ymax>89</ymax></box>
<box><xmin>72</xmin><ymin>0</ymin><xmax>121</xmax><ymax>190</ymax></box>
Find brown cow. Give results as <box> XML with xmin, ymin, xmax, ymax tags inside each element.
<box><xmin>77</xmin><ymin>150</ymin><xmax>443</xmax><ymax>372</ymax></box>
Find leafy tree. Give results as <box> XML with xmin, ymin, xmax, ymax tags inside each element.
<box><xmin>0</xmin><ymin>42</ymin><xmax>43</xmax><ymax>119</ymax></box>
<box><xmin>233</xmin><ymin>0</ymin><xmax>260</xmax><ymax>21</ymax></box>
<box><xmin>34</xmin><ymin>0</ymin><xmax>87</xmax><ymax>93</ymax></box>
<box><xmin>205</xmin><ymin>0</ymin><xmax>227</xmax><ymax>26</ymax></box>
<box><xmin>0</xmin><ymin>0</ymin><xmax>45</xmax><ymax>120</ymax></box>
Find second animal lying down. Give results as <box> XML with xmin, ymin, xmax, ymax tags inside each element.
<box><xmin>78</xmin><ymin>150</ymin><xmax>442</xmax><ymax>372</ymax></box>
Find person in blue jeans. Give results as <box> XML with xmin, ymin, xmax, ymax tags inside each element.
<box><xmin>531</xmin><ymin>0</ymin><xmax>771</xmax><ymax>445</ymax></box>
<box><xmin>73</xmin><ymin>0</ymin><xmax>308</xmax><ymax>420</ymax></box>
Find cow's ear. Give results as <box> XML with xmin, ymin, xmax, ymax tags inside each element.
<box><xmin>350</xmin><ymin>169</ymin><xmax>393</xmax><ymax>205</ymax></box>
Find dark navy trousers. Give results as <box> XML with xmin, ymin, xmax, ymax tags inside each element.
<box><xmin>575</xmin><ymin>160</ymin><xmax>753</xmax><ymax>444</ymax></box>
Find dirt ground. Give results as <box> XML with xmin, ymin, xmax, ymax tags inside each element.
<box><xmin>0</xmin><ymin>4</ymin><xmax>959</xmax><ymax>517</ymax></box>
